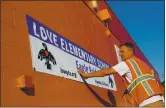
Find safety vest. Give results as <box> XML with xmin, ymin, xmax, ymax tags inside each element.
<box><xmin>124</xmin><ymin>56</ymin><xmax>163</xmax><ymax>106</ymax></box>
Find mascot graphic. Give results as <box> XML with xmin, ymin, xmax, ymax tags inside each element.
<box><xmin>38</xmin><ymin>43</ymin><xmax>56</xmax><ymax>70</ymax></box>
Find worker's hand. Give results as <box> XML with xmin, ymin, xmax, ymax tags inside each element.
<box><xmin>77</xmin><ymin>69</ymin><xmax>89</xmax><ymax>79</ymax></box>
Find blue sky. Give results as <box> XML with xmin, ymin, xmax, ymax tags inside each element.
<box><xmin>106</xmin><ymin>1</ymin><xmax>164</xmax><ymax>81</ymax></box>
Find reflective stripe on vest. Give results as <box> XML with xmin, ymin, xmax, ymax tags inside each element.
<box><xmin>127</xmin><ymin>59</ymin><xmax>154</xmax><ymax>96</ymax></box>
<box><xmin>127</xmin><ymin>74</ymin><xmax>155</xmax><ymax>94</ymax></box>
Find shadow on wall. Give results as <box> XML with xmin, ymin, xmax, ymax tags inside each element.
<box><xmin>20</xmin><ymin>87</ymin><xmax>35</xmax><ymax>96</ymax></box>
<box><xmin>81</xmin><ymin>75</ymin><xmax>116</xmax><ymax>107</ymax></box>
<box><xmin>19</xmin><ymin>76</ymin><xmax>116</xmax><ymax>106</ymax></box>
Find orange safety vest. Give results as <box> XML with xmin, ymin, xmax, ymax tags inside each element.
<box><xmin>124</xmin><ymin>56</ymin><xmax>163</xmax><ymax>106</ymax></box>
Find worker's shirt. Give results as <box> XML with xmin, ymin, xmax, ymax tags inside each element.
<box><xmin>112</xmin><ymin>61</ymin><xmax>163</xmax><ymax>107</ymax></box>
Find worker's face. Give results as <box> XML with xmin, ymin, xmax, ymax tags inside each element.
<box><xmin>119</xmin><ymin>46</ymin><xmax>133</xmax><ymax>61</ymax></box>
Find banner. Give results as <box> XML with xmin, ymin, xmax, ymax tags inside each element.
<box><xmin>114</xmin><ymin>45</ymin><xmax>122</xmax><ymax>63</ymax></box>
<box><xmin>26</xmin><ymin>15</ymin><xmax>117</xmax><ymax>91</ymax></box>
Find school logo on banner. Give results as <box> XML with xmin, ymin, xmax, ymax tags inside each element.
<box><xmin>38</xmin><ymin>43</ymin><xmax>57</xmax><ymax>70</ymax></box>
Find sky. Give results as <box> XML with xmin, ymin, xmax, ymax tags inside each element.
<box><xmin>106</xmin><ymin>1</ymin><xmax>164</xmax><ymax>81</ymax></box>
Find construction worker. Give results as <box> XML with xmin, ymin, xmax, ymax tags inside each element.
<box><xmin>78</xmin><ymin>42</ymin><xmax>164</xmax><ymax>107</ymax></box>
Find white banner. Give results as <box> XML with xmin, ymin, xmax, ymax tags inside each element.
<box><xmin>114</xmin><ymin>45</ymin><xmax>122</xmax><ymax>63</ymax></box>
<box><xmin>26</xmin><ymin>15</ymin><xmax>117</xmax><ymax>91</ymax></box>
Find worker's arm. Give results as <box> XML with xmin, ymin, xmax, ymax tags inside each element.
<box><xmin>77</xmin><ymin>68</ymin><xmax>117</xmax><ymax>79</ymax></box>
